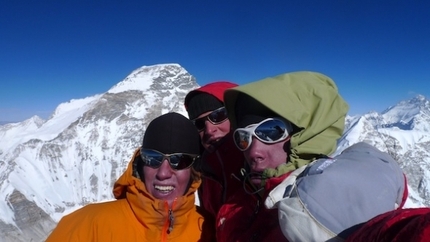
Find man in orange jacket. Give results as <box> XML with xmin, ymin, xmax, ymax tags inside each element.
<box><xmin>46</xmin><ymin>112</ymin><xmax>215</xmax><ymax>241</ymax></box>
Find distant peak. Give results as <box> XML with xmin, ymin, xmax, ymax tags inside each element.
<box><xmin>383</xmin><ymin>94</ymin><xmax>428</xmax><ymax>112</ymax></box>
<box><xmin>107</xmin><ymin>63</ymin><xmax>192</xmax><ymax>94</ymax></box>
<box><xmin>131</xmin><ymin>63</ymin><xmax>183</xmax><ymax>74</ymax></box>
<box><xmin>378</xmin><ymin>94</ymin><xmax>430</xmax><ymax>130</ymax></box>
<box><xmin>19</xmin><ymin>115</ymin><xmax>46</xmax><ymax>128</ymax></box>
<box><xmin>398</xmin><ymin>94</ymin><xmax>429</xmax><ymax>108</ymax></box>
<box><xmin>411</xmin><ymin>94</ymin><xmax>426</xmax><ymax>102</ymax></box>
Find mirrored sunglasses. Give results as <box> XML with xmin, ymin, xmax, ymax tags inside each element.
<box><xmin>140</xmin><ymin>148</ymin><xmax>199</xmax><ymax>170</ymax></box>
<box><xmin>233</xmin><ymin>118</ymin><xmax>291</xmax><ymax>151</ymax></box>
<box><xmin>192</xmin><ymin>107</ymin><xmax>228</xmax><ymax>131</ymax></box>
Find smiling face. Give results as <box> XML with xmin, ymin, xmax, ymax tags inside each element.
<box><xmin>143</xmin><ymin>160</ymin><xmax>191</xmax><ymax>206</ymax></box>
<box><xmin>197</xmin><ymin>110</ymin><xmax>231</xmax><ymax>152</ymax></box>
<box><xmin>242</xmin><ymin>137</ymin><xmax>289</xmax><ymax>187</ymax></box>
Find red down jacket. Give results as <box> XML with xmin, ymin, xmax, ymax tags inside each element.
<box><xmin>216</xmin><ymin>173</ymin><xmax>291</xmax><ymax>242</ymax></box>
<box><xmin>197</xmin><ymin>133</ymin><xmax>245</xmax><ymax>219</ymax></box>
<box><xmin>346</xmin><ymin>207</ymin><xmax>430</xmax><ymax>242</ymax></box>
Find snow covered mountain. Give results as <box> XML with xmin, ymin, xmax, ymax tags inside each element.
<box><xmin>1</xmin><ymin>64</ymin><xmax>430</xmax><ymax>241</ymax></box>
<box><xmin>336</xmin><ymin>95</ymin><xmax>430</xmax><ymax>207</ymax></box>
<box><xmin>0</xmin><ymin>63</ymin><xmax>198</xmax><ymax>241</ymax></box>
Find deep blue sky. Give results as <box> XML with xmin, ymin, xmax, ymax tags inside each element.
<box><xmin>1</xmin><ymin>1</ymin><xmax>430</xmax><ymax>122</ymax></box>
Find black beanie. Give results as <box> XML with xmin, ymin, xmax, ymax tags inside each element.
<box><xmin>186</xmin><ymin>93</ymin><xmax>224</xmax><ymax>120</ymax></box>
<box><xmin>142</xmin><ymin>112</ymin><xmax>201</xmax><ymax>155</ymax></box>
<box><xmin>235</xmin><ymin>93</ymin><xmax>277</xmax><ymax>128</ymax></box>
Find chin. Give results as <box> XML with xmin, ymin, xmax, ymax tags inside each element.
<box><xmin>250</xmin><ymin>179</ymin><xmax>262</xmax><ymax>188</ymax></box>
<box><xmin>205</xmin><ymin>145</ymin><xmax>216</xmax><ymax>153</ymax></box>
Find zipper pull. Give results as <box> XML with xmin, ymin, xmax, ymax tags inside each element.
<box><xmin>167</xmin><ymin>209</ymin><xmax>174</xmax><ymax>234</ymax></box>
<box><xmin>254</xmin><ymin>200</ymin><xmax>260</xmax><ymax>214</ymax></box>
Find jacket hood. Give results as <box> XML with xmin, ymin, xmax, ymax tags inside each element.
<box><xmin>224</xmin><ymin>71</ymin><xmax>349</xmax><ymax>176</ymax></box>
<box><xmin>184</xmin><ymin>81</ymin><xmax>238</xmax><ymax>109</ymax></box>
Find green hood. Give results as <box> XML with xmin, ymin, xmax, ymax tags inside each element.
<box><xmin>224</xmin><ymin>71</ymin><xmax>349</xmax><ymax>178</ymax></box>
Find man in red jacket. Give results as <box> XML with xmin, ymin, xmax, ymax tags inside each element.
<box><xmin>184</xmin><ymin>81</ymin><xmax>245</xmax><ymax>222</ymax></box>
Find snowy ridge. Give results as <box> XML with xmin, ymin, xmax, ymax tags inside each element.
<box><xmin>0</xmin><ymin>95</ymin><xmax>101</xmax><ymax>154</ymax></box>
<box><xmin>50</xmin><ymin>95</ymin><xmax>102</xmax><ymax>121</ymax></box>
<box><xmin>0</xmin><ymin>116</ymin><xmax>44</xmax><ymax>151</ymax></box>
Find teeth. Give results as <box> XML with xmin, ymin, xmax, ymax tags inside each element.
<box><xmin>154</xmin><ymin>185</ymin><xmax>174</xmax><ymax>191</ymax></box>
<box><xmin>209</xmin><ymin>139</ymin><xmax>219</xmax><ymax>145</ymax></box>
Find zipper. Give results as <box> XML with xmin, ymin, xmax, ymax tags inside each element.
<box><xmin>162</xmin><ymin>199</ymin><xmax>177</xmax><ymax>241</ymax></box>
<box><xmin>167</xmin><ymin>208</ymin><xmax>174</xmax><ymax>233</ymax></box>
<box><xmin>215</xmin><ymin>150</ymin><xmax>228</xmax><ymax>203</ymax></box>
<box><xmin>254</xmin><ymin>199</ymin><xmax>260</xmax><ymax>215</ymax></box>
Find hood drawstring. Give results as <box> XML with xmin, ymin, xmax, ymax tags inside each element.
<box><xmin>240</xmin><ymin>168</ymin><xmax>264</xmax><ymax>197</ymax></box>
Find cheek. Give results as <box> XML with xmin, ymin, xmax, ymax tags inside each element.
<box><xmin>177</xmin><ymin>169</ymin><xmax>191</xmax><ymax>183</ymax></box>
<box><xmin>143</xmin><ymin>166</ymin><xmax>154</xmax><ymax>191</ymax></box>
<box><xmin>269</xmin><ymin>142</ymin><xmax>289</xmax><ymax>167</ymax></box>
<box><xmin>218</xmin><ymin>120</ymin><xmax>231</xmax><ymax>135</ymax></box>
<box><xmin>176</xmin><ymin>169</ymin><xmax>192</xmax><ymax>193</ymax></box>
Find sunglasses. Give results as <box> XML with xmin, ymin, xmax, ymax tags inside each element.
<box><xmin>140</xmin><ymin>148</ymin><xmax>199</xmax><ymax>170</ymax></box>
<box><xmin>192</xmin><ymin>107</ymin><xmax>228</xmax><ymax>131</ymax></box>
<box><xmin>233</xmin><ymin>118</ymin><xmax>291</xmax><ymax>151</ymax></box>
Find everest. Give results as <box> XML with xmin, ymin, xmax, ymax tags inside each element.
<box><xmin>0</xmin><ymin>63</ymin><xmax>429</xmax><ymax>241</ymax></box>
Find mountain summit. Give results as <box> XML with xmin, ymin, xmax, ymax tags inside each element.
<box><xmin>381</xmin><ymin>94</ymin><xmax>430</xmax><ymax>131</ymax></box>
<box><xmin>0</xmin><ymin>64</ymin><xmax>198</xmax><ymax>241</ymax></box>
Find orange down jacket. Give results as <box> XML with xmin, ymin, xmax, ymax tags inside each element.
<box><xmin>46</xmin><ymin>148</ymin><xmax>215</xmax><ymax>242</ymax></box>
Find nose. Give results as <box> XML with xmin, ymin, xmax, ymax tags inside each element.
<box><xmin>155</xmin><ymin>159</ymin><xmax>174</xmax><ymax>180</ymax></box>
<box><xmin>244</xmin><ymin>137</ymin><xmax>265</xmax><ymax>167</ymax></box>
<box><xmin>203</xmin><ymin>119</ymin><xmax>217</xmax><ymax>134</ymax></box>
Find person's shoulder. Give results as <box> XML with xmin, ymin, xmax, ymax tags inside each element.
<box><xmin>46</xmin><ymin>199</ymin><xmax>134</xmax><ymax>241</ymax></box>
<box><xmin>337</xmin><ymin>142</ymin><xmax>397</xmax><ymax>164</ymax></box>
<box><xmin>64</xmin><ymin>199</ymin><xmax>128</xmax><ymax>222</ymax></box>
<box><xmin>341</xmin><ymin>142</ymin><xmax>383</xmax><ymax>155</ymax></box>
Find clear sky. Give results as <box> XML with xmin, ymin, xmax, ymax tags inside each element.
<box><xmin>1</xmin><ymin>1</ymin><xmax>430</xmax><ymax>122</ymax></box>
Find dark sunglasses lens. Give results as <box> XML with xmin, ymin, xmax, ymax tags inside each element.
<box><xmin>193</xmin><ymin>118</ymin><xmax>205</xmax><ymax>130</ymax></box>
<box><xmin>234</xmin><ymin>130</ymin><xmax>251</xmax><ymax>151</ymax></box>
<box><xmin>141</xmin><ymin>150</ymin><xmax>164</xmax><ymax>168</ymax></box>
<box><xmin>169</xmin><ymin>154</ymin><xmax>196</xmax><ymax>170</ymax></box>
<box><xmin>255</xmin><ymin>120</ymin><xmax>286</xmax><ymax>142</ymax></box>
<box><xmin>208</xmin><ymin>108</ymin><xmax>228</xmax><ymax>123</ymax></box>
